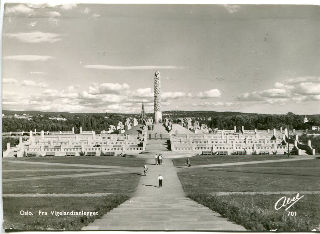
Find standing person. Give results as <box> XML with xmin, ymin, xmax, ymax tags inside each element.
<box><xmin>143</xmin><ymin>165</ymin><xmax>148</xmax><ymax>176</ymax></box>
<box><xmin>158</xmin><ymin>174</ymin><xmax>163</xmax><ymax>188</ymax></box>
<box><xmin>157</xmin><ymin>154</ymin><xmax>161</xmax><ymax>165</ymax></box>
<box><xmin>155</xmin><ymin>154</ymin><xmax>158</xmax><ymax>165</ymax></box>
<box><xmin>186</xmin><ymin>157</ymin><xmax>191</xmax><ymax>167</ymax></box>
<box><xmin>159</xmin><ymin>154</ymin><xmax>163</xmax><ymax>165</ymax></box>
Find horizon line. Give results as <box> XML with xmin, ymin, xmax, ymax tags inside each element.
<box><xmin>2</xmin><ymin>109</ymin><xmax>320</xmax><ymax>116</ymax></box>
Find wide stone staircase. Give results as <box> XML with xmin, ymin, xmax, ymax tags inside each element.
<box><xmin>145</xmin><ymin>139</ymin><xmax>169</xmax><ymax>152</ymax></box>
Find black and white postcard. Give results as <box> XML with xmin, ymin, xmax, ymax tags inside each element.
<box><xmin>1</xmin><ymin>1</ymin><xmax>320</xmax><ymax>232</ymax></box>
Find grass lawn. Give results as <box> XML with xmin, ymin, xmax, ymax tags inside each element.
<box><xmin>177</xmin><ymin>159</ymin><xmax>320</xmax><ymax>231</ymax></box>
<box><xmin>2</xmin><ymin>170</ymin><xmax>105</xmax><ymax>179</ymax></box>
<box><xmin>3</xmin><ymin>155</ymin><xmax>145</xmax><ymax>167</ymax></box>
<box><xmin>3</xmin><ymin>196</ymin><xmax>128</xmax><ymax>231</ymax></box>
<box><xmin>2</xmin><ymin>156</ymin><xmax>145</xmax><ymax>231</ymax></box>
<box><xmin>173</xmin><ymin>155</ymin><xmax>291</xmax><ymax>167</ymax></box>
<box><xmin>189</xmin><ymin>194</ymin><xmax>320</xmax><ymax>232</ymax></box>
<box><xmin>2</xmin><ymin>162</ymin><xmax>85</xmax><ymax>170</ymax></box>
<box><xmin>3</xmin><ymin>173</ymin><xmax>141</xmax><ymax>194</ymax></box>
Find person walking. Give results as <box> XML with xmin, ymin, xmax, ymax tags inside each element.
<box><xmin>186</xmin><ymin>157</ymin><xmax>191</xmax><ymax>167</ymax></box>
<box><xmin>155</xmin><ymin>154</ymin><xmax>158</xmax><ymax>165</ymax></box>
<box><xmin>159</xmin><ymin>154</ymin><xmax>163</xmax><ymax>165</ymax></box>
<box><xmin>143</xmin><ymin>165</ymin><xmax>148</xmax><ymax>176</ymax></box>
<box><xmin>158</xmin><ymin>174</ymin><xmax>163</xmax><ymax>188</ymax></box>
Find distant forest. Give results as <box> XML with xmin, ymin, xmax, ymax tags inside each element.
<box><xmin>2</xmin><ymin>110</ymin><xmax>320</xmax><ymax>133</ymax></box>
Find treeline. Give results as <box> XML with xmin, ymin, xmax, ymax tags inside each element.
<box><xmin>169</xmin><ymin>112</ymin><xmax>320</xmax><ymax>130</ymax></box>
<box><xmin>2</xmin><ymin>112</ymin><xmax>139</xmax><ymax>133</ymax></box>
<box><xmin>2</xmin><ymin>137</ymin><xmax>19</xmax><ymax>150</ymax></box>
<box><xmin>2</xmin><ymin>111</ymin><xmax>320</xmax><ymax>133</ymax></box>
<box><xmin>206</xmin><ymin>113</ymin><xmax>320</xmax><ymax>130</ymax></box>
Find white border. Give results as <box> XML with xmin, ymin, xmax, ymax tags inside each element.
<box><xmin>1</xmin><ymin>0</ymin><xmax>319</xmax><ymax>233</ymax></box>
<box><xmin>1</xmin><ymin>0</ymin><xmax>320</xmax><ymax>5</ymax></box>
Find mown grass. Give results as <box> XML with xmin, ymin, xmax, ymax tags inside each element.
<box><xmin>177</xmin><ymin>159</ymin><xmax>320</xmax><ymax>231</ymax></box>
<box><xmin>3</xmin><ymin>195</ymin><xmax>128</xmax><ymax>231</ymax></box>
<box><xmin>178</xmin><ymin>159</ymin><xmax>320</xmax><ymax>193</ymax></box>
<box><xmin>188</xmin><ymin>194</ymin><xmax>320</xmax><ymax>232</ymax></box>
<box><xmin>2</xmin><ymin>156</ymin><xmax>144</xmax><ymax>231</ymax></box>
<box><xmin>4</xmin><ymin>155</ymin><xmax>145</xmax><ymax>167</ymax></box>
<box><xmin>3</xmin><ymin>173</ymin><xmax>141</xmax><ymax>194</ymax></box>
<box><xmin>173</xmin><ymin>155</ymin><xmax>291</xmax><ymax>167</ymax></box>
<box><xmin>2</xmin><ymin>170</ymin><xmax>103</xmax><ymax>179</ymax></box>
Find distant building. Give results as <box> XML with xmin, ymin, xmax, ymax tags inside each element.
<box><xmin>13</xmin><ymin>113</ymin><xmax>32</xmax><ymax>120</ymax></box>
<box><xmin>49</xmin><ymin>117</ymin><xmax>67</xmax><ymax>121</ymax></box>
<box><xmin>312</xmin><ymin>126</ymin><xmax>320</xmax><ymax>131</ymax></box>
<box><xmin>304</xmin><ymin>116</ymin><xmax>309</xmax><ymax>123</ymax></box>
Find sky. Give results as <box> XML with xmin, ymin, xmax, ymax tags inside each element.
<box><xmin>2</xmin><ymin>4</ymin><xmax>320</xmax><ymax>114</ymax></box>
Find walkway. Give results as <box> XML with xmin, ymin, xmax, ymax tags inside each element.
<box><xmin>82</xmin><ymin>157</ymin><xmax>245</xmax><ymax>231</ymax></box>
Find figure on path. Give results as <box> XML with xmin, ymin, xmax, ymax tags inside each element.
<box><xmin>158</xmin><ymin>174</ymin><xmax>163</xmax><ymax>188</ymax></box>
<box><xmin>143</xmin><ymin>165</ymin><xmax>148</xmax><ymax>176</ymax></box>
<box><xmin>186</xmin><ymin>157</ymin><xmax>191</xmax><ymax>167</ymax></box>
<box><xmin>159</xmin><ymin>154</ymin><xmax>163</xmax><ymax>165</ymax></box>
<box><xmin>155</xmin><ymin>154</ymin><xmax>158</xmax><ymax>165</ymax></box>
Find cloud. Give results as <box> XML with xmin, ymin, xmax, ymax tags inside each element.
<box><xmin>3</xmin><ymin>80</ymin><xmax>230</xmax><ymax>113</ymax></box>
<box><xmin>92</xmin><ymin>13</ymin><xmax>101</xmax><ymax>19</ymax></box>
<box><xmin>133</xmin><ymin>88</ymin><xmax>153</xmax><ymax>98</ymax></box>
<box><xmin>197</xmin><ymin>89</ymin><xmax>221</xmax><ymax>98</ymax></box>
<box><xmin>3</xmin><ymin>78</ymin><xmax>18</xmax><ymax>84</ymax></box>
<box><xmin>162</xmin><ymin>92</ymin><xmax>190</xmax><ymax>100</ymax></box>
<box><xmin>84</xmin><ymin>65</ymin><xmax>185</xmax><ymax>70</ymax></box>
<box><xmin>60</xmin><ymin>4</ymin><xmax>77</xmax><ymax>10</ymax></box>
<box><xmin>88</xmin><ymin>83</ymin><xmax>130</xmax><ymax>95</ymax></box>
<box><xmin>4</xmin><ymin>55</ymin><xmax>53</xmax><ymax>61</ymax></box>
<box><xmin>29</xmin><ymin>21</ymin><xmax>37</xmax><ymax>27</ymax></box>
<box><xmin>238</xmin><ymin>77</ymin><xmax>320</xmax><ymax>103</ymax></box>
<box><xmin>6</xmin><ymin>31</ymin><xmax>61</xmax><ymax>43</ymax></box>
<box><xmin>223</xmin><ymin>5</ymin><xmax>241</xmax><ymax>14</ymax></box>
<box><xmin>26</xmin><ymin>3</ymin><xmax>77</xmax><ymax>10</ymax></box>
<box><xmin>48</xmin><ymin>18</ymin><xmax>59</xmax><ymax>26</ymax></box>
<box><xmin>22</xmin><ymin>80</ymin><xmax>47</xmax><ymax>88</ymax></box>
<box><xmin>5</xmin><ymin>4</ymin><xmax>34</xmax><ymax>15</ymax></box>
<box><xmin>193</xmin><ymin>101</ymin><xmax>234</xmax><ymax>107</ymax></box>
<box><xmin>47</xmin><ymin>11</ymin><xmax>61</xmax><ymax>18</ymax></box>
<box><xmin>30</xmin><ymin>71</ymin><xmax>46</xmax><ymax>75</ymax></box>
<box><xmin>83</xmin><ymin>7</ymin><xmax>91</xmax><ymax>14</ymax></box>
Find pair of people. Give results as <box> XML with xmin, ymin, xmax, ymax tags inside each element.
<box><xmin>155</xmin><ymin>154</ymin><xmax>163</xmax><ymax>165</ymax></box>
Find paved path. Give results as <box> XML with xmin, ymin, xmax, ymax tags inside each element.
<box><xmin>82</xmin><ymin>157</ymin><xmax>245</xmax><ymax>231</ymax></box>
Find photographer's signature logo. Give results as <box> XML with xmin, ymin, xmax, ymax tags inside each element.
<box><xmin>274</xmin><ymin>193</ymin><xmax>304</xmax><ymax>211</ymax></box>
